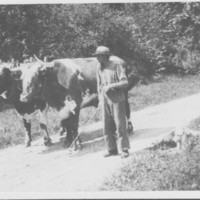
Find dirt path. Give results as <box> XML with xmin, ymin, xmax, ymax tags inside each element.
<box><xmin>1</xmin><ymin>93</ymin><xmax>200</xmax><ymax>195</ymax></box>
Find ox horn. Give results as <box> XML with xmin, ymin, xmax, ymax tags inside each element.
<box><xmin>33</xmin><ymin>54</ymin><xmax>47</xmax><ymax>72</ymax></box>
<box><xmin>34</xmin><ymin>55</ymin><xmax>44</xmax><ymax>64</ymax></box>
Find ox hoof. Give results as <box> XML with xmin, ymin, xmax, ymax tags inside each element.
<box><xmin>44</xmin><ymin>139</ymin><xmax>53</xmax><ymax>147</ymax></box>
<box><xmin>127</xmin><ymin>121</ymin><xmax>134</xmax><ymax>135</ymax></box>
<box><xmin>73</xmin><ymin>141</ymin><xmax>83</xmax><ymax>151</ymax></box>
<box><xmin>25</xmin><ymin>141</ymin><xmax>31</xmax><ymax>147</ymax></box>
<box><xmin>78</xmin><ymin>143</ymin><xmax>83</xmax><ymax>150</ymax></box>
<box><xmin>63</xmin><ymin>140</ymin><xmax>72</xmax><ymax>148</ymax></box>
<box><xmin>72</xmin><ymin>144</ymin><xmax>78</xmax><ymax>151</ymax></box>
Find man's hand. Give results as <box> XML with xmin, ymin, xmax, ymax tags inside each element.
<box><xmin>103</xmin><ymin>85</ymin><xmax>112</xmax><ymax>94</ymax></box>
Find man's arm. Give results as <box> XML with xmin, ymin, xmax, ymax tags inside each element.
<box><xmin>96</xmin><ymin>67</ymin><xmax>101</xmax><ymax>95</ymax></box>
<box><xmin>96</xmin><ymin>67</ymin><xmax>103</xmax><ymax>107</ymax></box>
<box><xmin>108</xmin><ymin>63</ymin><xmax>128</xmax><ymax>90</ymax></box>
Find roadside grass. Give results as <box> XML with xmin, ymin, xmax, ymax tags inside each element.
<box><xmin>99</xmin><ymin>137</ymin><xmax>200</xmax><ymax>191</ymax></box>
<box><xmin>1</xmin><ymin>74</ymin><xmax>200</xmax><ymax>149</ymax></box>
<box><xmin>99</xmin><ymin>105</ymin><xmax>200</xmax><ymax>191</ymax></box>
<box><xmin>99</xmin><ymin>145</ymin><xmax>200</xmax><ymax>191</ymax></box>
<box><xmin>128</xmin><ymin>74</ymin><xmax>200</xmax><ymax>111</ymax></box>
<box><xmin>188</xmin><ymin>116</ymin><xmax>200</xmax><ymax>131</ymax></box>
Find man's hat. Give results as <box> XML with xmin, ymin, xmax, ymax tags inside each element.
<box><xmin>93</xmin><ymin>46</ymin><xmax>111</xmax><ymax>56</ymax></box>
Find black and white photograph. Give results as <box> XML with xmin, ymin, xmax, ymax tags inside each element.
<box><xmin>0</xmin><ymin>0</ymin><xmax>200</xmax><ymax>199</ymax></box>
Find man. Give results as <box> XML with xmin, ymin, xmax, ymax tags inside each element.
<box><xmin>93</xmin><ymin>46</ymin><xmax>130</xmax><ymax>158</ymax></box>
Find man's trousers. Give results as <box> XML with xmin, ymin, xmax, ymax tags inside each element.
<box><xmin>102</xmin><ymin>95</ymin><xmax>130</xmax><ymax>152</ymax></box>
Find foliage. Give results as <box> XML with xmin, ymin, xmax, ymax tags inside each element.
<box><xmin>1</xmin><ymin>3</ymin><xmax>200</xmax><ymax>75</ymax></box>
<box><xmin>188</xmin><ymin>116</ymin><xmax>200</xmax><ymax>131</ymax></box>
<box><xmin>100</xmin><ymin>143</ymin><xmax>200</xmax><ymax>191</ymax></box>
<box><xmin>124</xmin><ymin>2</ymin><xmax>200</xmax><ymax>75</ymax></box>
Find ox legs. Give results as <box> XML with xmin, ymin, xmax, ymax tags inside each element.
<box><xmin>62</xmin><ymin>111</ymin><xmax>83</xmax><ymax>150</ymax></box>
<box><xmin>58</xmin><ymin>127</ymin><xmax>65</xmax><ymax>136</ymax></box>
<box><xmin>37</xmin><ymin>106</ymin><xmax>53</xmax><ymax>146</ymax></box>
<box><xmin>64</xmin><ymin>123</ymin><xmax>74</xmax><ymax>147</ymax></box>
<box><xmin>23</xmin><ymin>118</ymin><xmax>32</xmax><ymax>147</ymax></box>
<box><xmin>58</xmin><ymin>121</ymin><xmax>66</xmax><ymax>136</ymax></box>
<box><xmin>62</xmin><ymin>118</ymin><xmax>74</xmax><ymax>148</ymax></box>
<box><xmin>40</xmin><ymin>123</ymin><xmax>52</xmax><ymax>146</ymax></box>
<box><xmin>70</xmin><ymin>110</ymin><xmax>83</xmax><ymax>150</ymax></box>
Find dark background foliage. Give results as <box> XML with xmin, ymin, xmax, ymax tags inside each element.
<box><xmin>0</xmin><ymin>2</ymin><xmax>200</xmax><ymax>75</ymax></box>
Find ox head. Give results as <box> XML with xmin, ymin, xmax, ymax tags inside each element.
<box><xmin>20</xmin><ymin>58</ymin><xmax>83</xmax><ymax>118</ymax></box>
<box><xmin>19</xmin><ymin>57</ymin><xmax>80</xmax><ymax>98</ymax></box>
<box><xmin>20</xmin><ymin>60</ymin><xmax>48</xmax><ymax>102</ymax></box>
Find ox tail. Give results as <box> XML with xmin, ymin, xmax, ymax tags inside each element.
<box><xmin>80</xmin><ymin>93</ymin><xmax>99</xmax><ymax>109</ymax></box>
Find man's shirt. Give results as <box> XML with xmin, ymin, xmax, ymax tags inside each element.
<box><xmin>97</xmin><ymin>56</ymin><xmax>128</xmax><ymax>103</ymax></box>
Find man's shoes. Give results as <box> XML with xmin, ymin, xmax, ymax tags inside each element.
<box><xmin>104</xmin><ymin>149</ymin><xmax>118</xmax><ymax>157</ymax></box>
<box><xmin>121</xmin><ymin>149</ymin><xmax>129</xmax><ymax>158</ymax></box>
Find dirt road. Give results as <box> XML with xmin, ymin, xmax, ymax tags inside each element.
<box><xmin>1</xmin><ymin>93</ymin><xmax>200</xmax><ymax>196</ymax></box>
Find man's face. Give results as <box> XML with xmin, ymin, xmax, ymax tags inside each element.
<box><xmin>96</xmin><ymin>54</ymin><xmax>108</xmax><ymax>65</ymax></box>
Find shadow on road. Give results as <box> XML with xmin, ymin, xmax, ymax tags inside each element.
<box><xmin>38</xmin><ymin>134</ymin><xmax>105</xmax><ymax>156</ymax></box>
<box><xmin>37</xmin><ymin>126</ymin><xmax>175</xmax><ymax>157</ymax></box>
<box><xmin>131</xmin><ymin>126</ymin><xmax>174</xmax><ymax>141</ymax></box>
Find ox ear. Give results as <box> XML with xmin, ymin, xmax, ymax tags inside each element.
<box><xmin>2</xmin><ymin>67</ymin><xmax>11</xmax><ymax>77</ymax></box>
<box><xmin>54</xmin><ymin>60</ymin><xmax>79</xmax><ymax>90</ymax></box>
<box><xmin>38</xmin><ymin>65</ymin><xmax>47</xmax><ymax>78</ymax></box>
<box><xmin>11</xmin><ymin>70</ymin><xmax>22</xmax><ymax>81</ymax></box>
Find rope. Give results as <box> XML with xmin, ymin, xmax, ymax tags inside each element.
<box><xmin>68</xmin><ymin>107</ymin><xmax>100</xmax><ymax>152</ymax></box>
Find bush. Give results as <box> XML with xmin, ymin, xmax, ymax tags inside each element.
<box><xmin>100</xmin><ymin>143</ymin><xmax>200</xmax><ymax>191</ymax></box>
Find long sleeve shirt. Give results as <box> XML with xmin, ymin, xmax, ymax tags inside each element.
<box><xmin>96</xmin><ymin>56</ymin><xmax>128</xmax><ymax>103</ymax></box>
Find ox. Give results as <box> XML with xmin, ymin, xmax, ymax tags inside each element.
<box><xmin>20</xmin><ymin>56</ymin><xmax>133</xmax><ymax>148</ymax></box>
<box><xmin>0</xmin><ymin>64</ymin><xmax>52</xmax><ymax>147</ymax></box>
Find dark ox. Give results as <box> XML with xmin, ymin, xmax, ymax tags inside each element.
<box><xmin>20</xmin><ymin>56</ymin><xmax>133</xmax><ymax>148</ymax></box>
<box><xmin>0</xmin><ymin>64</ymin><xmax>52</xmax><ymax>147</ymax></box>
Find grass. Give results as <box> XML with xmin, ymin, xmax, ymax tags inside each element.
<box><xmin>188</xmin><ymin>116</ymin><xmax>200</xmax><ymax>131</ymax></box>
<box><xmin>99</xmin><ymin>145</ymin><xmax>200</xmax><ymax>191</ymax></box>
<box><xmin>99</xmin><ymin>126</ymin><xmax>200</xmax><ymax>192</ymax></box>
<box><xmin>0</xmin><ymin>108</ymin><xmax>61</xmax><ymax>149</ymax></box>
<box><xmin>1</xmin><ymin>74</ymin><xmax>200</xmax><ymax>149</ymax></box>
<box><xmin>128</xmin><ymin>74</ymin><xmax>200</xmax><ymax>111</ymax></box>
<box><xmin>99</xmin><ymin>92</ymin><xmax>200</xmax><ymax>191</ymax></box>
